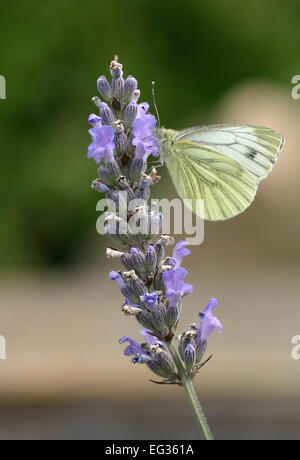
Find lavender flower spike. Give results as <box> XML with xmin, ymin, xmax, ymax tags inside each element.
<box><xmin>87</xmin><ymin>57</ymin><xmax>221</xmax><ymax>440</ymax></box>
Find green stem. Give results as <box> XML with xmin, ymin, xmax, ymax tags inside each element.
<box><xmin>166</xmin><ymin>341</ymin><xmax>214</xmax><ymax>441</ymax></box>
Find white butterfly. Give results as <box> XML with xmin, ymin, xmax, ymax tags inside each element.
<box><xmin>155</xmin><ymin>124</ymin><xmax>284</xmax><ymax>221</ymax></box>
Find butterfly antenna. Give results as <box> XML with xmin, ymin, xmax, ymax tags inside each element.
<box><xmin>152</xmin><ymin>81</ymin><xmax>161</xmax><ymax>128</ymax></box>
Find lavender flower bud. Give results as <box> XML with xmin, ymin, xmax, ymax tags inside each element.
<box><xmin>136</xmin><ymin>302</ymin><xmax>168</xmax><ymax>337</ymax></box>
<box><xmin>156</xmin><ymin>235</ymin><xmax>175</xmax><ymax>247</ymax></box>
<box><xmin>122</xmin><ymin>269</ymin><xmax>138</xmax><ymax>280</ymax></box>
<box><xmin>121</xmin><ymin>184</ymin><xmax>135</xmax><ymax>203</ymax></box>
<box><xmin>106</xmin><ymin>160</ymin><xmax>122</xmax><ymax>180</ymax></box>
<box><xmin>178</xmin><ymin>327</ymin><xmax>197</xmax><ymax>361</ymax></box>
<box><xmin>128</xmin><ymin>206</ymin><xmax>149</xmax><ymax>246</ymax></box>
<box><xmin>123</xmin><ymin>76</ymin><xmax>138</xmax><ymax>103</ymax></box>
<box><xmin>110</xmin><ymin>271</ymin><xmax>141</xmax><ymax>304</ymax></box>
<box><xmin>153</xmin><ymin>268</ymin><xmax>165</xmax><ymax>291</ymax></box>
<box><xmin>100</xmin><ymin>102</ymin><xmax>116</xmax><ymax>124</ymax></box>
<box><xmin>129</xmin><ymin>157</ymin><xmax>145</xmax><ymax>183</ymax></box>
<box><xmin>136</xmin><ymin>309</ymin><xmax>157</xmax><ymax>331</ymax></box>
<box><xmin>135</xmin><ymin>174</ymin><xmax>151</xmax><ymax>201</ymax></box>
<box><xmin>115</xmin><ymin>133</ymin><xmax>128</xmax><ymax>157</ymax></box>
<box><xmin>149</xmin><ymin>167</ymin><xmax>161</xmax><ymax>185</ymax></box>
<box><xmin>97</xmin><ymin>165</ymin><xmax>115</xmax><ymax>186</ymax></box>
<box><xmin>112</xmin><ymin>75</ymin><xmax>124</xmax><ymax>101</ymax></box>
<box><xmin>92</xmin><ymin>96</ymin><xmax>102</xmax><ymax>108</ymax></box>
<box><xmin>128</xmin><ymin>276</ymin><xmax>147</xmax><ymax>298</ymax></box>
<box><xmin>91</xmin><ymin>178</ymin><xmax>110</xmax><ymax>193</ymax></box>
<box><xmin>184</xmin><ymin>343</ymin><xmax>196</xmax><ymax>372</ymax></box>
<box><xmin>153</xmin><ymin>236</ymin><xmax>175</xmax><ymax>266</ymax></box>
<box><xmin>130</xmin><ymin>247</ymin><xmax>146</xmax><ymax>275</ymax></box>
<box><xmin>122</xmin><ymin>303</ymin><xmax>142</xmax><ymax>316</ymax></box>
<box><xmin>121</xmin><ymin>252</ymin><xmax>134</xmax><ymax>271</ymax></box>
<box><xmin>109</xmin><ymin>271</ymin><xmax>126</xmax><ymax>289</ymax></box>
<box><xmin>106</xmin><ymin>248</ymin><xmax>124</xmax><ymax>259</ymax></box>
<box><xmin>97</xmin><ymin>76</ymin><xmax>113</xmax><ymax>101</ymax></box>
<box><xmin>147</xmin><ymin>348</ymin><xmax>176</xmax><ymax>379</ymax></box>
<box><xmin>105</xmin><ymin>215</ymin><xmax>129</xmax><ymax>244</ymax></box>
<box><xmin>132</xmin><ymin>89</ymin><xmax>141</xmax><ymax>102</ymax></box>
<box><xmin>149</xmin><ymin>211</ymin><xmax>162</xmax><ymax>237</ymax></box>
<box><xmin>153</xmin><ymin>242</ymin><xmax>166</xmax><ymax>266</ymax></box>
<box><xmin>105</xmin><ymin>190</ymin><xmax>124</xmax><ymax>208</ymax></box>
<box><xmin>150</xmin><ymin>302</ymin><xmax>168</xmax><ymax>336</ymax></box>
<box><xmin>165</xmin><ymin>300</ymin><xmax>182</xmax><ymax>329</ymax></box>
<box><xmin>123</xmin><ymin>100</ymin><xmax>138</xmax><ymax>129</ymax></box>
<box><xmin>110</xmin><ymin>59</ymin><xmax>123</xmax><ymax>78</ymax></box>
<box><xmin>114</xmin><ymin>122</ymin><xmax>128</xmax><ymax>156</ymax></box>
<box><xmin>114</xmin><ymin>120</ymin><xmax>125</xmax><ymax>134</ymax></box>
<box><xmin>195</xmin><ymin>339</ymin><xmax>207</xmax><ymax>364</ymax></box>
<box><xmin>122</xmin><ymin>270</ymin><xmax>147</xmax><ymax>298</ymax></box>
<box><xmin>145</xmin><ymin>245</ymin><xmax>157</xmax><ymax>274</ymax></box>
<box><xmin>111</xmin><ymin>178</ymin><xmax>132</xmax><ymax>205</ymax></box>
<box><xmin>116</xmin><ymin>175</ymin><xmax>132</xmax><ymax>192</ymax></box>
<box><xmin>121</xmin><ymin>285</ymin><xmax>141</xmax><ymax>305</ymax></box>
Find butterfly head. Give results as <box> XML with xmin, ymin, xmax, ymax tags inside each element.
<box><xmin>154</xmin><ymin>127</ymin><xmax>177</xmax><ymax>162</ymax></box>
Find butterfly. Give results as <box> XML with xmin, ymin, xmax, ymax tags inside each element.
<box><xmin>155</xmin><ymin>124</ymin><xmax>284</xmax><ymax>221</ymax></box>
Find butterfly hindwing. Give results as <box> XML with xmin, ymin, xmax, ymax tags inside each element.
<box><xmin>164</xmin><ymin>139</ymin><xmax>258</xmax><ymax>221</ymax></box>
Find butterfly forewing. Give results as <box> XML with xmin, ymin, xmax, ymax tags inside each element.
<box><xmin>175</xmin><ymin>124</ymin><xmax>284</xmax><ymax>183</ymax></box>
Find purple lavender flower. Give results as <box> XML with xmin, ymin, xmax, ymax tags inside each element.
<box><xmin>132</xmin><ymin>114</ymin><xmax>159</xmax><ymax>160</ymax></box>
<box><xmin>142</xmin><ymin>292</ymin><xmax>159</xmax><ymax>309</ymax></box>
<box><xmin>171</xmin><ymin>241</ymin><xmax>191</xmax><ymax>268</ymax></box>
<box><xmin>88</xmin><ymin>113</ymin><xmax>102</xmax><ymax>127</ymax></box>
<box><xmin>163</xmin><ymin>267</ymin><xmax>193</xmax><ymax>307</ymax></box>
<box><xmin>120</xmin><ymin>331</ymin><xmax>176</xmax><ymax>378</ymax></box>
<box><xmin>136</xmin><ymin>102</ymin><xmax>150</xmax><ymax>118</ymax></box>
<box><xmin>88</xmin><ymin>125</ymin><xmax>115</xmax><ymax>164</ymax></box>
<box><xmin>176</xmin><ymin>298</ymin><xmax>222</xmax><ymax>366</ymax></box>
<box><xmin>119</xmin><ymin>335</ymin><xmax>151</xmax><ymax>363</ymax></box>
<box><xmin>198</xmin><ymin>298</ymin><xmax>223</xmax><ymax>340</ymax></box>
<box><xmin>139</xmin><ymin>329</ymin><xmax>164</xmax><ymax>346</ymax></box>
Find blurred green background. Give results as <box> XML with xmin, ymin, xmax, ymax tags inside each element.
<box><xmin>0</xmin><ymin>0</ymin><xmax>300</xmax><ymax>440</ymax></box>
